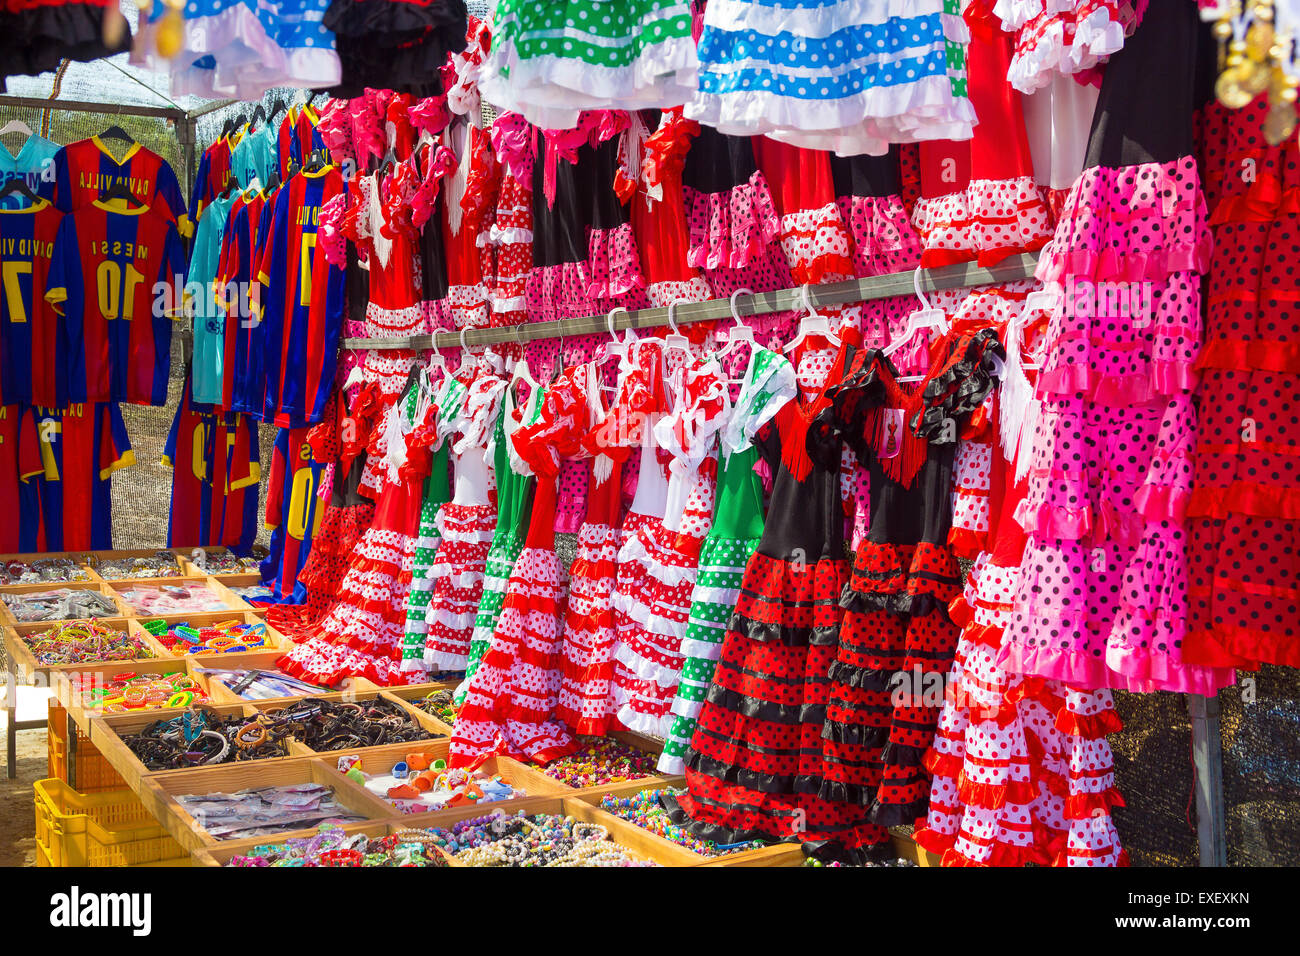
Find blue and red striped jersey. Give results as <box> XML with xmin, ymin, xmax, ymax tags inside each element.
<box><xmin>260</xmin><ymin>425</ymin><xmax>325</xmax><ymax>603</ymax></box>
<box><xmin>1</xmin><ymin>404</ymin><xmax>45</xmax><ymax>553</ymax></box>
<box><xmin>256</xmin><ymin>167</ymin><xmax>345</xmax><ymax>428</ymax></box>
<box><xmin>163</xmin><ymin>382</ymin><xmax>261</xmax><ymax>554</ymax></box>
<box><xmin>189</xmin><ymin>135</ymin><xmax>234</xmax><ymax>227</ymax></box>
<box><xmin>52</xmin><ymin>136</ymin><xmax>191</xmax><ymax>237</ymax></box>
<box><xmin>32</xmin><ymin>402</ymin><xmax>134</xmax><ymax>551</ymax></box>
<box><xmin>46</xmin><ymin>200</ymin><xmax>187</xmax><ymax>407</ymax></box>
<box><xmin>216</xmin><ymin>188</ymin><xmax>272</xmax><ymax>416</ymax></box>
<box><xmin>0</xmin><ymin>199</ymin><xmax>66</xmax><ymax>407</ymax></box>
<box><xmin>278</xmin><ymin>105</ymin><xmax>326</xmax><ymax>181</ymax></box>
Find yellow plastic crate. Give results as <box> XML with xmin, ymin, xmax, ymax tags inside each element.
<box><xmin>33</xmin><ymin>779</ymin><xmax>190</xmax><ymax>868</ymax></box>
<box><xmin>47</xmin><ymin>703</ymin><xmax>126</xmax><ymax>793</ymax></box>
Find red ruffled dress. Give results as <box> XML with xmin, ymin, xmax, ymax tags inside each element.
<box><xmin>449</xmin><ymin>368</ymin><xmax>588</xmax><ymax>767</ymax></box>
<box><xmin>305</xmin><ymin>371</ymin><xmax>434</xmax><ymax>685</ymax></box>
<box><xmin>912</xmin><ymin>313</ymin><xmax>1128</xmax><ymax>867</ymax></box>
<box><xmin>486</xmin><ymin>113</ymin><xmax>534</xmax><ymax>331</ymax></box>
<box><xmin>555</xmin><ymin>363</ymin><xmax>626</xmax><ymax>735</ymax></box>
<box><xmin>1185</xmin><ymin>93</ymin><xmax>1300</xmax><ymax>671</ymax></box>
<box><xmin>662</xmin><ymin>344</ymin><xmax>863</xmax><ymax>850</ymax></box>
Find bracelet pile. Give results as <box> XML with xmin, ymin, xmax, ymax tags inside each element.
<box><xmin>408</xmin><ymin>689</ymin><xmax>458</xmax><ymax>726</ymax></box>
<box><xmin>190</xmin><ymin>552</ymin><xmax>262</xmax><ymax>575</ymax></box>
<box><xmin>7</xmin><ymin>588</ymin><xmax>120</xmax><ymax>622</ymax></box>
<box><xmin>21</xmin><ymin>621</ymin><xmax>155</xmax><ymax>665</ymax></box>
<box><xmin>0</xmin><ymin>558</ymin><xmax>93</xmax><ymax>585</ymax></box>
<box><xmin>125</xmin><ymin>707</ymin><xmax>292</xmax><ymax>769</ymax></box>
<box><xmin>144</xmin><ymin>619</ymin><xmax>270</xmax><ymax>655</ymax></box>
<box><xmin>92</xmin><ymin>552</ymin><xmax>184</xmax><ymax>580</ymax></box>
<box><xmin>540</xmin><ymin>736</ymin><xmax>659</xmax><ymax>788</ymax></box>
<box><xmin>226</xmin><ymin>824</ymin><xmax>448</xmax><ymax>867</ymax></box>
<box><xmin>72</xmin><ymin>670</ymin><xmax>210</xmax><ymax>712</ymax></box>
<box><xmin>258</xmin><ymin>697</ymin><xmax>443</xmax><ymax>751</ymax></box>
<box><xmin>428</xmin><ymin>809</ymin><xmax>657</xmax><ymax>867</ymax></box>
<box><xmin>599</xmin><ymin>789</ymin><xmax>766</xmax><ymax>857</ymax></box>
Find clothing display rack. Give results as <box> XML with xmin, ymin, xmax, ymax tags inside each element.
<box><xmin>342</xmin><ymin>253</ymin><xmax>1042</xmax><ymax>351</ymax></box>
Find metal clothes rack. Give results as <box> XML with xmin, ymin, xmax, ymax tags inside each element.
<box><xmin>342</xmin><ymin>252</ymin><xmax>1043</xmax><ymax>351</ymax></box>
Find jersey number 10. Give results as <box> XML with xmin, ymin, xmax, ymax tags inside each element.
<box><xmin>96</xmin><ymin>260</ymin><xmax>146</xmax><ymax>321</ymax></box>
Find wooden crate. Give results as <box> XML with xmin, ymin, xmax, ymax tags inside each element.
<box><xmin>0</xmin><ymin>552</ymin><xmax>98</xmax><ymax>590</ymax></box>
<box><xmin>139</xmin><ymin>755</ymin><xmax>395</xmax><ymax>852</ymax></box>
<box><xmin>127</xmin><ymin>611</ymin><xmax>283</xmax><ymax>659</ymax></box>
<box><xmin>84</xmin><ymin>549</ymin><xmax>192</xmax><ymax>582</ymax></box>
<box><xmin>559</xmin><ymin>778</ymin><xmax>797</xmax><ymax>866</ymax></box>
<box><xmin>186</xmin><ymin>649</ymin><xmax>335</xmax><ymax>704</ymax></box>
<box><xmin>4</xmin><ymin>618</ymin><xmax>159</xmax><ymax>680</ymax></box>
<box><xmin>189</xmin><ymin>821</ymin><xmax>392</xmax><ymax>867</ymax></box>
<box><xmin>504</xmin><ymin>735</ymin><xmax>675</xmax><ymax>799</ymax></box>
<box><xmin>176</xmin><ymin>548</ymin><xmax>261</xmax><ymax>579</ymax></box>
<box><xmin>0</xmin><ymin>581</ymin><xmax>129</xmax><ymax>625</ymax></box>
<box><xmin>107</xmin><ymin>577</ymin><xmax>247</xmax><ymax>616</ymax></box>
<box><xmin>87</xmin><ymin>701</ymin><xmax>304</xmax><ymax>792</ymax></box>
<box><xmin>50</xmin><ymin>657</ymin><xmax>218</xmax><ymax>734</ymax></box>
<box><xmin>378</xmin><ymin>685</ymin><xmax>457</xmax><ymax>736</ymax></box>
<box><xmin>245</xmin><ymin>689</ymin><xmax>450</xmax><ymax>755</ymax></box>
<box><xmin>889</xmin><ymin>828</ymin><xmax>943</xmax><ymax>867</ymax></box>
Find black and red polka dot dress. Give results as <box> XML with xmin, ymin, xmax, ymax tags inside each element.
<box><xmin>662</xmin><ymin>344</ymin><xmax>863</xmax><ymax>849</ymax></box>
<box><xmin>809</xmin><ymin>329</ymin><xmax>1005</xmax><ymax>846</ymax></box>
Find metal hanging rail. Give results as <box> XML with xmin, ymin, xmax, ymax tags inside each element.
<box><xmin>0</xmin><ymin>95</ymin><xmax>188</xmax><ymax>122</ymax></box>
<box><xmin>342</xmin><ymin>252</ymin><xmax>1041</xmax><ymax>351</ymax></box>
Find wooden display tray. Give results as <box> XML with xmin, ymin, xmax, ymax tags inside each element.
<box><xmin>243</xmin><ymin>688</ymin><xmax>450</xmax><ymax>754</ymax></box>
<box><xmin>139</xmin><ymin>756</ymin><xmax>396</xmax><ymax>852</ymax></box>
<box><xmin>176</xmin><ymin>548</ymin><xmax>263</xmax><ymax>581</ymax></box>
<box><xmin>0</xmin><ymin>581</ymin><xmax>132</xmax><ymax>625</ymax></box>
<box><xmin>50</xmin><ymin>656</ymin><xmax>222</xmax><ymax>733</ymax></box>
<box><xmin>503</xmin><ymin>732</ymin><xmax>676</xmax><ymax>799</ymax></box>
<box><xmin>127</xmin><ymin>611</ymin><xmax>286</xmax><ymax>659</ymax></box>
<box><xmin>377</xmin><ymin>682</ymin><xmax>461</xmax><ymax>735</ymax></box>
<box><xmin>335</xmin><ymin>753</ymin><xmax>552</xmax><ymax>821</ymax></box>
<box><xmin>0</xmin><ymin>549</ymin><xmax>193</xmax><ymax>591</ymax></box>
<box><xmin>83</xmin><ymin>549</ymin><xmax>193</xmax><ymax>583</ymax></box>
<box><xmin>3</xmin><ymin>618</ymin><xmax>161</xmax><ymax>681</ymax></box>
<box><xmin>189</xmin><ymin>651</ymin><xmax>363</xmax><ymax>705</ymax></box>
<box><xmin>108</xmin><ymin>577</ymin><xmax>253</xmax><ymax>616</ymax></box>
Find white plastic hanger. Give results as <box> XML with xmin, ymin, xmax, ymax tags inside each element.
<box><xmin>0</xmin><ymin>120</ymin><xmax>33</xmax><ymax>140</ymax></box>
<box><xmin>885</xmin><ymin>269</ymin><xmax>949</xmax><ymax>380</ymax></box>
<box><xmin>455</xmin><ymin>326</ymin><xmax>475</xmax><ymax>374</ymax></box>
<box><xmin>343</xmin><ymin>364</ymin><xmax>366</xmax><ymax>391</ymax></box>
<box><xmin>783</xmin><ymin>284</ymin><xmax>841</xmax><ymax>353</ymax></box>
<box><xmin>1009</xmin><ymin>289</ymin><xmax>1059</xmax><ymax>371</ymax></box>
<box><xmin>719</xmin><ymin>288</ymin><xmax>759</xmax><ymax>382</ymax></box>
<box><xmin>663</xmin><ymin>300</ymin><xmax>694</xmax><ymax>356</ymax></box>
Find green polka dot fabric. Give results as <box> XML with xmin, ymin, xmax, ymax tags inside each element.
<box><xmin>481</xmin><ymin>0</ymin><xmax>698</xmax><ymax>128</ymax></box>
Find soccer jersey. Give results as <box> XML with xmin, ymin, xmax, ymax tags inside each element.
<box><xmin>32</xmin><ymin>402</ymin><xmax>134</xmax><ymax>551</ymax></box>
<box><xmin>163</xmin><ymin>385</ymin><xmax>261</xmax><ymax>553</ymax></box>
<box><xmin>46</xmin><ymin>199</ymin><xmax>188</xmax><ymax>406</ymax></box>
<box><xmin>0</xmin><ymin>135</ymin><xmax>58</xmax><ymax>209</ymax></box>
<box><xmin>256</xmin><ymin>167</ymin><xmax>345</xmax><ymax>427</ymax></box>
<box><xmin>0</xmin><ymin>404</ymin><xmax>44</xmax><ymax>553</ymax></box>
<box><xmin>260</xmin><ymin>425</ymin><xmax>325</xmax><ymax>603</ymax></box>
<box><xmin>189</xmin><ymin>193</ymin><xmax>235</xmax><ymax>405</ymax></box>
<box><xmin>0</xmin><ymin>199</ymin><xmax>65</xmax><ymax>407</ymax></box>
<box><xmin>278</xmin><ymin>104</ymin><xmax>326</xmax><ymax>180</ymax></box>
<box><xmin>216</xmin><ymin>188</ymin><xmax>273</xmax><ymax>415</ymax></box>
<box><xmin>189</xmin><ymin>135</ymin><xmax>234</xmax><ymax>226</ymax></box>
<box><xmin>229</xmin><ymin>123</ymin><xmax>278</xmax><ymax>192</ymax></box>
<box><xmin>51</xmin><ymin>136</ymin><xmax>191</xmax><ymax>237</ymax></box>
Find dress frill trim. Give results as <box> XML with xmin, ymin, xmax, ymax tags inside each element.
<box><xmin>729</xmin><ymin>554</ymin><xmax>849</xmax><ymax>647</ymax></box>
<box><xmin>684</xmin><ymin>169</ymin><xmax>782</xmax><ymax>271</ymax></box>
<box><xmin>913</xmin><ymin>176</ymin><xmax>1052</xmax><ymax>269</ymax></box>
<box><xmin>840</xmin><ymin>540</ymin><xmax>963</xmax><ymax>616</ymax></box>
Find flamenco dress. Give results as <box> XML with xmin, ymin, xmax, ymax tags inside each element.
<box><xmin>449</xmin><ymin>370</ymin><xmax>587</xmax><ymax>767</ymax></box>
<box><xmin>912</xmin><ymin>311</ymin><xmax>1127</xmax><ymax>866</ymax></box>
<box><xmin>680</xmin><ymin>124</ymin><xmax>796</xmax><ymax>363</ymax></box>
<box><xmin>1184</xmin><ymin>92</ymin><xmax>1300</xmax><ymax>671</ymax></box>
<box><xmin>1000</xmin><ymin>0</ymin><xmax>1143</xmax><ymax>94</ymax></box>
<box><xmin>658</xmin><ymin>347</ymin><xmax>797</xmax><ymax>774</ymax></box>
<box><xmin>478</xmin><ymin>0</ymin><xmax>697</xmax><ymax>131</ymax></box>
<box><xmin>421</xmin><ymin>367</ymin><xmax>508</xmax><ymax>674</ymax></box>
<box><xmin>1001</xmin><ymin>0</ymin><xmax>1234</xmax><ymax>695</ymax></box>
<box><xmin>556</xmin><ymin>363</ymin><xmax>626</xmax><ymax>735</ymax></box>
<box><xmin>324</xmin><ymin>0</ymin><xmax>469</xmax><ymax>99</ymax></box>
<box><xmin>456</xmin><ymin>382</ymin><xmax>539</xmax><ymax>706</ymax></box>
<box><xmin>485</xmin><ymin>113</ymin><xmax>535</xmax><ymax>331</ymax></box>
<box><xmin>810</xmin><ymin>330</ymin><xmax>1003</xmax><ymax>847</ymax></box>
<box><xmin>320</xmin><ymin>371</ymin><xmax>437</xmax><ymax>686</ymax></box>
<box><xmin>831</xmin><ymin>147</ymin><xmax>923</xmax><ymax>351</ymax></box>
<box><xmin>397</xmin><ymin>370</ymin><xmax>468</xmax><ymax>680</ymax></box>
<box><xmin>686</xmin><ymin>0</ymin><xmax>975</xmax><ymax>155</ymax></box>
<box><xmin>662</xmin><ymin>342</ymin><xmax>861</xmax><ymax>849</ymax></box>
<box><xmin>612</xmin><ymin>355</ymin><xmax>730</xmax><ymax>738</ymax></box>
